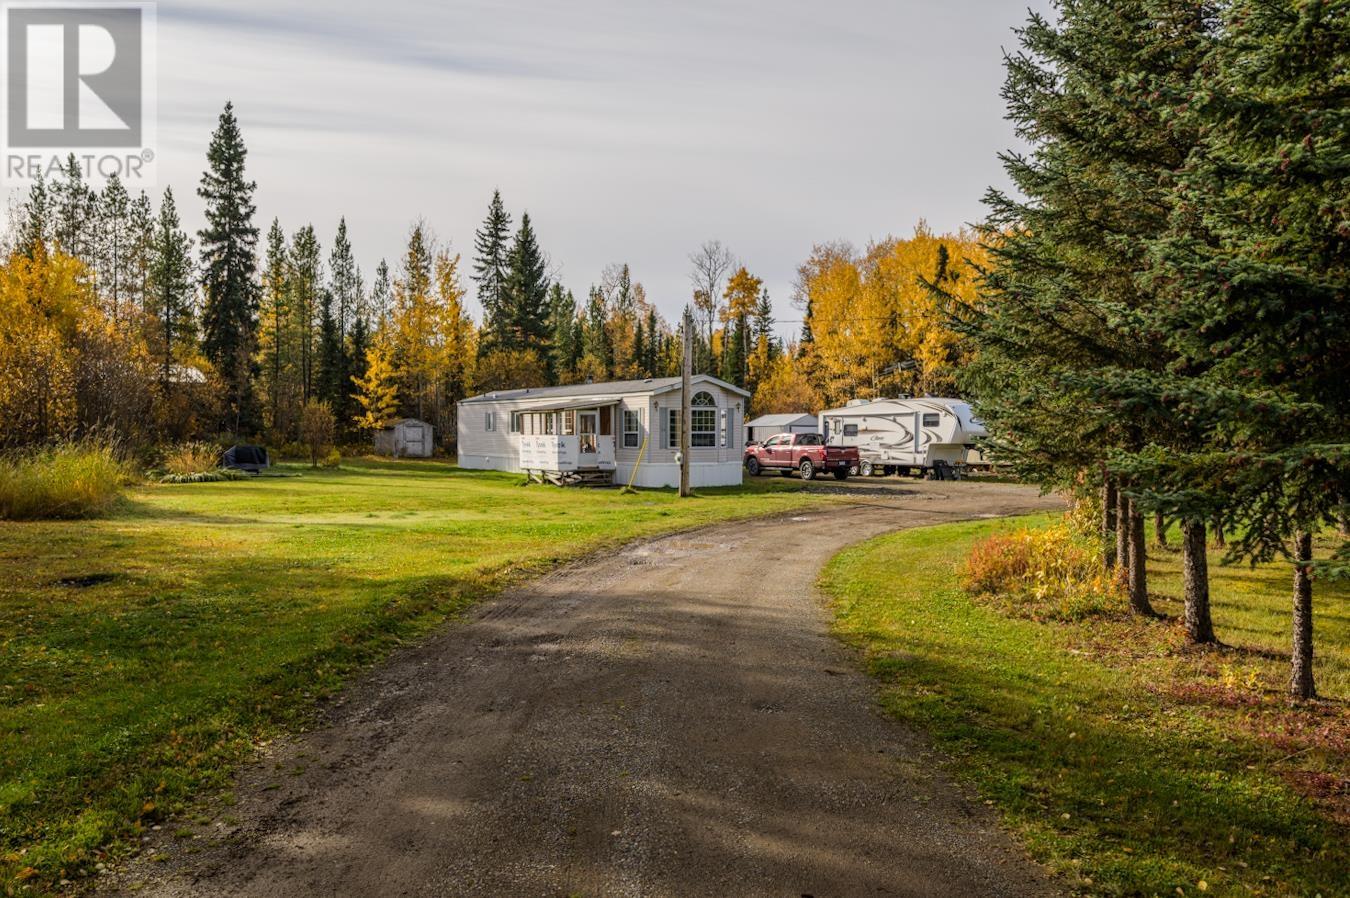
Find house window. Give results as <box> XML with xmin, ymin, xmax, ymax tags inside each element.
<box><xmin>510</xmin><ymin>412</ymin><xmax>522</xmax><ymax>433</ymax></box>
<box><xmin>843</xmin><ymin>423</ymin><xmax>859</xmax><ymax>437</ymax></box>
<box><xmin>667</xmin><ymin>408</ymin><xmax>680</xmax><ymax>449</ymax></box>
<box><xmin>544</xmin><ymin>413</ymin><xmax>555</xmax><ymax>435</ymax></box>
<box><xmin>691</xmin><ymin>409</ymin><xmax>716</xmax><ymax>447</ymax></box>
<box><xmin>922</xmin><ymin>413</ymin><xmax>940</xmax><ymax>428</ymax></box>
<box><xmin>623</xmin><ymin>409</ymin><xmax>642</xmax><ymax>449</ymax></box>
<box><xmin>690</xmin><ymin>391</ymin><xmax>716</xmax><ymax>448</ymax></box>
<box><xmin>719</xmin><ymin>408</ymin><xmax>728</xmax><ymax>447</ymax></box>
<box><xmin>563</xmin><ymin>410</ymin><xmax>575</xmax><ymax>435</ymax></box>
<box><xmin>484</xmin><ymin>411</ymin><xmax>495</xmax><ymax>432</ymax></box>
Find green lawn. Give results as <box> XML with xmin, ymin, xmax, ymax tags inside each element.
<box><xmin>0</xmin><ymin>459</ymin><xmax>824</xmax><ymax>895</ymax></box>
<box><xmin>824</xmin><ymin>516</ymin><xmax>1348</xmax><ymax>898</ymax></box>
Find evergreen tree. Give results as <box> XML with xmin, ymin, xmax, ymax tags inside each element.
<box><xmin>288</xmin><ymin>225</ymin><xmax>322</xmax><ymax>403</ymax></box>
<box><xmin>1132</xmin><ymin>0</ymin><xmax>1350</xmax><ymax>698</ymax></box>
<box><xmin>17</xmin><ymin>174</ymin><xmax>51</xmax><ymax>258</ymax></box>
<box><xmin>472</xmin><ymin>190</ymin><xmax>512</xmax><ymax>349</ymax></box>
<box><xmin>546</xmin><ymin>283</ymin><xmax>578</xmax><ymax>382</ymax></box>
<box><xmin>953</xmin><ymin>0</ymin><xmax>1218</xmax><ymax>619</ymax></box>
<box><xmin>257</xmin><ymin>219</ymin><xmax>296</xmax><ymax>435</ymax></box>
<box><xmin>328</xmin><ymin>218</ymin><xmax>362</xmax><ymax>425</ymax></box>
<box><xmin>582</xmin><ymin>286</ymin><xmax>611</xmax><ymax>378</ymax></box>
<box><xmin>197</xmin><ymin>101</ymin><xmax>260</xmax><ymax>431</ymax></box>
<box><xmin>370</xmin><ymin>259</ymin><xmax>392</xmax><ymax>326</ymax></box>
<box><xmin>315</xmin><ymin>287</ymin><xmax>344</xmax><ymax>412</ymax></box>
<box><xmin>95</xmin><ymin>174</ymin><xmax>133</xmax><ymax>323</ymax></box>
<box><xmin>503</xmin><ymin>212</ymin><xmax>550</xmax><ymax>352</ymax></box>
<box><xmin>52</xmin><ymin>155</ymin><xmax>93</xmax><ymax>259</ymax></box>
<box><xmin>146</xmin><ymin>188</ymin><xmax>196</xmax><ymax>389</ymax></box>
<box><xmin>128</xmin><ymin>191</ymin><xmax>155</xmax><ymax>319</ymax></box>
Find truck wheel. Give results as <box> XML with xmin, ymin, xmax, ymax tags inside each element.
<box><xmin>859</xmin><ymin>459</ymin><xmax>874</xmax><ymax>477</ymax></box>
<box><xmin>745</xmin><ymin>457</ymin><xmax>760</xmax><ymax>476</ymax></box>
<box><xmin>832</xmin><ymin>470</ymin><xmax>849</xmax><ymax>481</ymax></box>
<box><xmin>799</xmin><ymin>459</ymin><xmax>815</xmax><ymax>481</ymax></box>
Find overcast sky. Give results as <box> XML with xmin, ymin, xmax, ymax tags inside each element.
<box><xmin>151</xmin><ymin>0</ymin><xmax>1052</xmax><ymax>334</ymax></box>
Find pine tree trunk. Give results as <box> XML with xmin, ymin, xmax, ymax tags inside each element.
<box><xmin>1116</xmin><ymin>489</ymin><xmax>1131</xmax><ymax>586</ymax></box>
<box><xmin>1154</xmin><ymin>511</ymin><xmax>1167</xmax><ymax>548</ymax></box>
<box><xmin>1212</xmin><ymin>519</ymin><xmax>1226</xmax><ymax>549</ymax></box>
<box><xmin>1127</xmin><ymin>500</ymin><xmax>1154</xmax><ymax>616</ymax></box>
<box><xmin>1103</xmin><ymin>478</ymin><xmax>1118</xmax><ymax>570</ymax></box>
<box><xmin>1181</xmin><ymin>518</ymin><xmax>1215</xmax><ymax>644</ymax></box>
<box><xmin>1289</xmin><ymin>531</ymin><xmax>1315</xmax><ymax>700</ymax></box>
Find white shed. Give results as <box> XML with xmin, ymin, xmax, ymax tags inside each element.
<box><xmin>456</xmin><ymin>375</ymin><xmax>749</xmax><ymax>488</ymax></box>
<box><xmin>745</xmin><ymin>413</ymin><xmax>818</xmax><ymax>444</ymax></box>
<box><xmin>374</xmin><ymin>418</ymin><xmax>434</xmax><ymax>458</ymax></box>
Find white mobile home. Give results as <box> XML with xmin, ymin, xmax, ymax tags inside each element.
<box><xmin>819</xmin><ymin>397</ymin><xmax>986</xmax><ymax>476</ymax></box>
<box><xmin>745</xmin><ymin>413</ymin><xmax>818</xmax><ymax>444</ymax></box>
<box><xmin>456</xmin><ymin>375</ymin><xmax>749</xmax><ymax>489</ymax></box>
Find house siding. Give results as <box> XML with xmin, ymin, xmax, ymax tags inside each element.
<box><xmin>457</xmin><ymin>377</ymin><xmax>746</xmax><ymax>488</ymax></box>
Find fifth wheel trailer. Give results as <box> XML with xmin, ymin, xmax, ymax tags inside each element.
<box><xmin>819</xmin><ymin>397</ymin><xmax>987</xmax><ymax>476</ymax></box>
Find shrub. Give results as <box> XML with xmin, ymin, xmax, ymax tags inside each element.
<box><xmin>960</xmin><ymin>517</ymin><xmax>1124</xmax><ymax>621</ymax></box>
<box><xmin>161</xmin><ymin>441</ymin><xmax>221</xmax><ymax>477</ymax></box>
<box><xmin>320</xmin><ymin>448</ymin><xmax>341</xmax><ymax>468</ymax></box>
<box><xmin>0</xmin><ymin>443</ymin><xmax>127</xmax><ymax>520</ymax></box>
<box><xmin>300</xmin><ymin>400</ymin><xmax>336</xmax><ymax>467</ymax></box>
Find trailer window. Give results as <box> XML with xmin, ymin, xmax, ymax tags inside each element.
<box><xmin>843</xmin><ymin>424</ymin><xmax>858</xmax><ymax>437</ymax></box>
<box><xmin>510</xmin><ymin>412</ymin><xmax>522</xmax><ymax>433</ymax></box>
<box><xmin>623</xmin><ymin>410</ymin><xmax>642</xmax><ymax>449</ymax></box>
<box><xmin>691</xmin><ymin>409</ymin><xmax>716</xmax><ymax>447</ymax></box>
<box><xmin>484</xmin><ymin>412</ymin><xmax>495</xmax><ymax>432</ymax></box>
<box><xmin>922</xmin><ymin>413</ymin><xmax>940</xmax><ymax>428</ymax></box>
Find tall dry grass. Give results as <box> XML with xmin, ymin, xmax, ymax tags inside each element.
<box><xmin>161</xmin><ymin>442</ymin><xmax>221</xmax><ymax>476</ymax></box>
<box><xmin>0</xmin><ymin>443</ymin><xmax>127</xmax><ymax>520</ymax></box>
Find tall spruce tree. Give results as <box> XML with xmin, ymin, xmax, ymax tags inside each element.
<box><xmin>288</xmin><ymin>225</ymin><xmax>323</xmax><ymax>404</ymax></box>
<box><xmin>472</xmin><ymin>190</ymin><xmax>512</xmax><ymax>350</ymax></box>
<box><xmin>1132</xmin><ymin>0</ymin><xmax>1350</xmax><ymax>697</ymax></box>
<box><xmin>953</xmin><ymin>0</ymin><xmax>1219</xmax><ymax>621</ymax></box>
<box><xmin>96</xmin><ymin>174</ymin><xmax>134</xmax><ymax>324</ymax></box>
<box><xmin>147</xmin><ymin>188</ymin><xmax>196</xmax><ymax>390</ymax></box>
<box><xmin>328</xmin><ymin>218</ymin><xmax>362</xmax><ymax>425</ymax></box>
<box><xmin>198</xmin><ymin>101</ymin><xmax>260</xmax><ymax>431</ymax></box>
<box><xmin>503</xmin><ymin>212</ymin><xmax>550</xmax><ymax>352</ymax></box>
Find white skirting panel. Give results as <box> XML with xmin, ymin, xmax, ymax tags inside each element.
<box><xmin>456</xmin><ymin>453</ymin><xmax>517</xmax><ymax>472</ymax></box>
<box><xmin>615</xmin><ymin>461</ymin><xmax>743</xmax><ymax>489</ymax></box>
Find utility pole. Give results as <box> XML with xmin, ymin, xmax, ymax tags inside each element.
<box><xmin>679</xmin><ymin>305</ymin><xmax>692</xmax><ymax>497</ymax></box>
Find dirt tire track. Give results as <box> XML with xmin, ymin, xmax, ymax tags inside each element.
<box><xmin>108</xmin><ymin>481</ymin><xmax>1062</xmax><ymax>898</ymax></box>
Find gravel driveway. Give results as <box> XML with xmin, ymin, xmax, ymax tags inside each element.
<box><xmin>110</xmin><ymin>481</ymin><xmax>1061</xmax><ymax>898</ymax></box>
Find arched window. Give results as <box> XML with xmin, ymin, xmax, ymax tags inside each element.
<box><xmin>690</xmin><ymin>391</ymin><xmax>716</xmax><ymax>446</ymax></box>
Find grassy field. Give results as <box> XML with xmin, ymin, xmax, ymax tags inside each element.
<box><xmin>0</xmin><ymin>459</ymin><xmax>824</xmax><ymax>895</ymax></box>
<box><xmin>824</xmin><ymin>516</ymin><xmax>1348</xmax><ymax>898</ymax></box>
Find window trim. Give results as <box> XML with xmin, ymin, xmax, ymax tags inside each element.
<box><xmin>691</xmin><ymin>407</ymin><xmax>716</xmax><ymax>448</ymax></box>
<box><xmin>622</xmin><ymin>409</ymin><xmax>642</xmax><ymax>449</ymax></box>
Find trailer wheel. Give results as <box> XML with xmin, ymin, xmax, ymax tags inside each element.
<box><xmin>745</xmin><ymin>456</ymin><xmax>760</xmax><ymax>476</ymax></box>
<box><xmin>882</xmin><ymin>465</ymin><xmax>896</xmax><ymax>476</ymax></box>
<box><xmin>799</xmin><ymin>459</ymin><xmax>816</xmax><ymax>481</ymax></box>
<box><xmin>859</xmin><ymin>459</ymin><xmax>874</xmax><ymax>477</ymax></box>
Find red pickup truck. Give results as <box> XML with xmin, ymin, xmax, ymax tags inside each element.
<box><xmin>744</xmin><ymin>432</ymin><xmax>858</xmax><ymax>481</ymax></box>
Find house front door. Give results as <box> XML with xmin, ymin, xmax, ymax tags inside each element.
<box><xmin>578</xmin><ymin>411</ymin><xmax>599</xmax><ymax>466</ymax></box>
